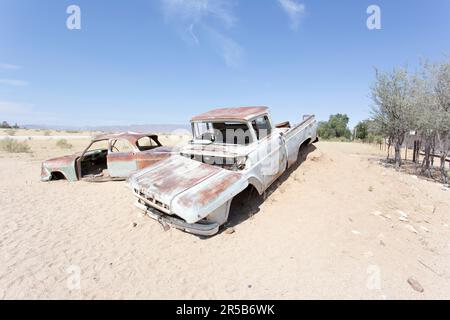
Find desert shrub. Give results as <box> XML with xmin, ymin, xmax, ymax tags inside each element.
<box><xmin>6</xmin><ymin>129</ymin><xmax>16</xmax><ymax>136</ymax></box>
<box><xmin>43</xmin><ymin>130</ymin><xmax>51</xmax><ymax>136</ymax></box>
<box><xmin>56</xmin><ymin>139</ymin><xmax>73</xmax><ymax>149</ymax></box>
<box><xmin>66</xmin><ymin>130</ymin><xmax>80</xmax><ymax>134</ymax></box>
<box><xmin>0</xmin><ymin>138</ymin><xmax>31</xmax><ymax>153</ymax></box>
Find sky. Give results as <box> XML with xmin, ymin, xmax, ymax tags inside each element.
<box><xmin>0</xmin><ymin>0</ymin><xmax>449</xmax><ymax>128</ymax></box>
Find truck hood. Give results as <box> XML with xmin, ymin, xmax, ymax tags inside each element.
<box><xmin>128</xmin><ymin>155</ymin><xmax>248</xmax><ymax>224</ymax></box>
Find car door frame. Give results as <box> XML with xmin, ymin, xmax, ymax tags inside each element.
<box><xmin>106</xmin><ymin>138</ymin><xmax>139</xmax><ymax>178</ymax></box>
<box><xmin>76</xmin><ymin>138</ymin><xmax>109</xmax><ymax>180</ymax></box>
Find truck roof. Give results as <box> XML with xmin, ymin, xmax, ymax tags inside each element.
<box><xmin>191</xmin><ymin>106</ymin><xmax>269</xmax><ymax>122</ymax></box>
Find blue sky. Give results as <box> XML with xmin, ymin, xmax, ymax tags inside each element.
<box><xmin>1</xmin><ymin>0</ymin><xmax>449</xmax><ymax>128</ymax></box>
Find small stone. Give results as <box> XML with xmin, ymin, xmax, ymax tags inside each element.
<box><xmin>248</xmin><ymin>284</ymin><xmax>252</xmax><ymax>288</ymax></box>
<box><xmin>405</xmin><ymin>225</ymin><xmax>418</xmax><ymax>234</ymax></box>
<box><xmin>379</xmin><ymin>240</ymin><xmax>386</xmax><ymax>246</ymax></box>
<box><xmin>351</xmin><ymin>230</ymin><xmax>361</xmax><ymax>235</ymax></box>
<box><xmin>397</xmin><ymin>211</ymin><xmax>409</xmax><ymax>222</ymax></box>
<box><xmin>420</xmin><ymin>226</ymin><xmax>430</xmax><ymax>233</ymax></box>
<box><xmin>407</xmin><ymin>277</ymin><xmax>424</xmax><ymax>293</ymax></box>
<box><xmin>131</xmin><ymin>222</ymin><xmax>138</xmax><ymax>228</ymax></box>
<box><xmin>224</xmin><ymin>227</ymin><xmax>235</xmax><ymax>235</ymax></box>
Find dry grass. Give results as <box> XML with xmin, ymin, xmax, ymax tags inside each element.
<box><xmin>56</xmin><ymin>139</ymin><xmax>73</xmax><ymax>149</ymax></box>
<box><xmin>379</xmin><ymin>159</ymin><xmax>449</xmax><ymax>184</ymax></box>
<box><xmin>0</xmin><ymin>138</ymin><xmax>31</xmax><ymax>153</ymax></box>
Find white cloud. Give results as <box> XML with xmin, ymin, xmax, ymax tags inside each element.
<box><xmin>162</xmin><ymin>0</ymin><xmax>235</xmax><ymax>29</ymax></box>
<box><xmin>161</xmin><ymin>0</ymin><xmax>242</xmax><ymax>66</ymax></box>
<box><xmin>205</xmin><ymin>25</ymin><xmax>243</xmax><ymax>67</ymax></box>
<box><xmin>277</xmin><ymin>0</ymin><xmax>305</xmax><ymax>31</ymax></box>
<box><xmin>0</xmin><ymin>79</ymin><xmax>29</xmax><ymax>86</ymax></box>
<box><xmin>0</xmin><ymin>63</ymin><xmax>22</xmax><ymax>70</ymax></box>
<box><xmin>189</xmin><ymin>23</ymin><xmax>200</xmax><ymax>44</ymax></box>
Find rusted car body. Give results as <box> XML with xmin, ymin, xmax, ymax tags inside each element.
<box><xmin>41</xmin><ymin>132</ymin><xmax>173</xmax><ymax>182</ymax></box>
<box><xmin>129</xmin><ymin>107</ymin><xmax>318</xmax><ymax>236</ymax></box>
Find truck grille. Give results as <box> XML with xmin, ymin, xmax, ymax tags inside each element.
<box><xmin>134</xmin><ymin>189</ymin><xmax>170</xmax><ymax>213</ymax></box>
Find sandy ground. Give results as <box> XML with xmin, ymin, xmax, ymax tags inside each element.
<box><xmin>0</xmin><ymin>138</ymin><xmax>449</xmax><ymax>300</ymax></box>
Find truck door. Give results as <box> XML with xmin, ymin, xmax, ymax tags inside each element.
<box><xmin>107</xmin><ymin>139</ymin><xmax>138</xmax><ymax>178</ymax></box>
<box><xmin>251</xmin><ymin>115</ymin><xmax>287</xmax><ymax>189</ymax></box>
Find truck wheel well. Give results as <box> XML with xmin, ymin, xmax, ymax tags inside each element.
<box><xmin>301</xmin><ymin>138</ymin><xmax>312</xmax><ymax>148</ymax></box>
<box><xmin>228</xmin><ymin>184</ymin><xmax>261</xmax><ymax>226</ymax></box>
<box><xmin>297</xmin><ymin>138</ymin><xmax>312</xmax><ymax>162</ymax></box>
<box><xmin>50</xmin><ymin>171</ymin><xmax>67</xmax><ymax>181</ymax></box>
<box><xmin>230</xmin><ymin>184</ymin><xmax>259</xmax><ymax>211</ymax></box>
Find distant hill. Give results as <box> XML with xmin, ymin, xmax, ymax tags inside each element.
<box><xmin>23</xmin><ymin>123</ymin><xmax>191</xmax><ymax>134</ymax></box>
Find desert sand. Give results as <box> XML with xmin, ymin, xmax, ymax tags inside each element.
<box><xmin>1</xmin><ymin>134</ymin><xmax>450</xmax><ymax>299</ymax></box>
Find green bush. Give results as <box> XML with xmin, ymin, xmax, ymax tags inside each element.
<box><xmin>0</xmin><ymin>138</ymin><xmax>31</xmax><ymax>153</ymax></box>
<box><xmin>56</xmin><ymin>139</ymin><xmax>73</xmax><ymax>149</ymax></box>
<box><xmin>318</xmin><ymin>114</ymin><xmax>352</xmax><ymax>140</ymax></box>
<box><xmin>355</xmin><ymin>121</ymin><xmax>369</xmax><ymax>140</ymax></box>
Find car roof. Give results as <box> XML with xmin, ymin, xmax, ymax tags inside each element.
<box><xmin>92</xmin><ymin>132</ymin><xmax>158</xmax><ymax>143</ymax></box>
<box><xmin>191</xmin><ymin>106</ymin><xmax>269</xmax><ymax>122</ymax></box>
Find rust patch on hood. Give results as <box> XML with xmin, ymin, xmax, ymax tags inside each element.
<box><xmin>131</xmin><ymin>155</ymin><xmax>222</xmax><ymax>205</ymax></box>
<box><xmin>177</xmin><ymin>171</ymin><xmax>242</xmax><ymax>208</ymax></box>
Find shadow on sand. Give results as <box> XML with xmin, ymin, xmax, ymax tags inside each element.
<box><xmin>221</xmin><ymin>143</ymin><xmax>317</xmax><ymax>233</ymax></box>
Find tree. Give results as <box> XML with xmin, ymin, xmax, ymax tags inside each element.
<box><xmin>355</xmin><ymin>121</ymin><xmax>369</xmax><ymax>140</ymax></box>
<box><xmin>1</xmin><ymin>121</ymin><xmax>11</xmax><ymax>129</ymax></box>
<box><xmin>408</xmin><ymin>69</ymin><xmax>438</xmax><ymax>175</ymax></box>
<box><xmin>371</xmin><ymin>67</ymin><xmax>414</xmax><ymax>168</ymax></box>
<box><xmin>428</xmin><ymin>58</ymin><xmax>450</xmax><ymax>184</ymax></box>
<box><xmin>317</xmin><ymin>114</ymin><xmax>352</xmax><ymax>140</ymax></box>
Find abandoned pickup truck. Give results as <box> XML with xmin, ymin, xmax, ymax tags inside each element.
<box><xmin>41</xmin><ymin>132</ymin><xmax>173</xmax><ymax>182</ymax></box>
<box><xmin>129</xmin><ymin>107</ymin><xmax>318</xmax><ymax>236</ymax></box>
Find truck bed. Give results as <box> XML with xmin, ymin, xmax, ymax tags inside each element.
<box><xmin>283</xmin><ymin>115</ymin><xmax>317</xmax><ymax>167</ymax></box>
